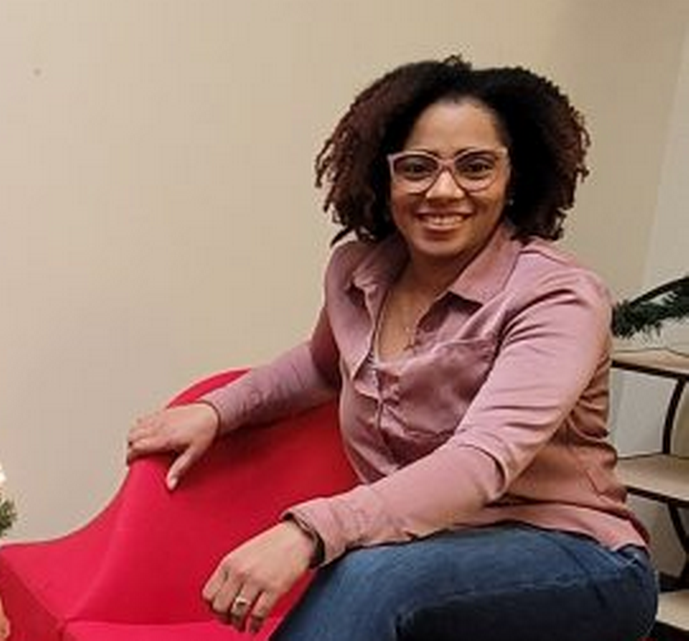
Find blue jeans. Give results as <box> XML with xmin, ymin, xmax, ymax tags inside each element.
<box><xmin>272</xmin><ymin>524</ymin><xmax>658</xmax><ymax>641</ymax></box>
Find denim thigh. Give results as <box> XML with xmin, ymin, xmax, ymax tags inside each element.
<box><xmin>271</xmin><ymin>524</ymin><xmax>658</xmax><ymax>641</ymax></box>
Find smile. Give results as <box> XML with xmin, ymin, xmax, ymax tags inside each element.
<box><xmin>417</xmin><ymin>213</ymin><xmax>470</xmax><ymax>228</ymax></box>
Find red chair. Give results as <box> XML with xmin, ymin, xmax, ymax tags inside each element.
<box><xmin>0</xmin><ymin>370</ymin><xmax>356</xmax><ymax>640</ymax></box>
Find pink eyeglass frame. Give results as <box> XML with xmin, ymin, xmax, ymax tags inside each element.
<box><xmin>387</xmin><ymin>146</ymin><xmax>509</xmax><ymax>193</ymax></box>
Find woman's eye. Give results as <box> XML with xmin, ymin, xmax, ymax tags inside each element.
<box><xmin>457</xmin><ymin>154</ymin><xmax>496</xmax><ymax>176</ymax></box>
<box><xmin>396</xmin><ymin>157</ymin><xmax>436</xmax><ymax>179</ymax></box>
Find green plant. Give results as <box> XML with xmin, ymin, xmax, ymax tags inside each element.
<box><xmin>0</xmin><ymin>465</ymin><xmax>16</xmax><ymax>538</ymax></box>
<box><xmin>0</xmin><ymin>497</ymin><xmax>16</xmax><ymax>538</ymax></box>
<box><xmin>612</xmin><ymin>275</ymin><xmax>689</xmax><ymax>339</ymax></box>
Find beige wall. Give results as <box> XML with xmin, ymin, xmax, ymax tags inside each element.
<box><xmin>1</xmin><ymin>0</ymin><xmax>688</xmax><ymax>542</ymax></box>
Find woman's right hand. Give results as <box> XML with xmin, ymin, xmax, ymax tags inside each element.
<box><xmin>126</xmin><ymin>403</ymin><xmax>220</xmax><ymax>491</ymax></box>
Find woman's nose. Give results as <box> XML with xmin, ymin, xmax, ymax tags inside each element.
<box><xmin>425</xmin><ymin>168</ymin><xmax>466</xmax><ymax>199</ymax></box>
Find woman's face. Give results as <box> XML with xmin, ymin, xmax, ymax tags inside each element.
<box><xmin>388</xmin><ymin>98</ymin><xmax>511</xmax><ymax>272</ymax></box>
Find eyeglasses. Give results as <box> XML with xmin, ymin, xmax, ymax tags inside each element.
<box><xmin>387</xmin><ymin>147</ymin><xmax>509</xmax><ymax>194</ymax></box>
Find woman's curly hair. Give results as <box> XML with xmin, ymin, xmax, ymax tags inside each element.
<box><xmin>315</xmin><ymin>55</ymin><xmax>589</xmax><ymax>243</ymax></box>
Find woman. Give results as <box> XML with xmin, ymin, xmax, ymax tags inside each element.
<box><xmin>127</xmin><ymin>56</ymin><xmax>658</xmax><ymax>641</ymax></box>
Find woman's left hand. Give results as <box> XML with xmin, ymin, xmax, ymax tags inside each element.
<box><xmin>202</xmin><ymin>521</ymin><xmax>316</xmax><ymax>633</ymax></box>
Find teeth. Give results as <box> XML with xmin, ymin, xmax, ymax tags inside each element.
<box><xmin>421</xmin><ymin>214</ymin><xmax>465</xmax><ymax>227</ymax></box>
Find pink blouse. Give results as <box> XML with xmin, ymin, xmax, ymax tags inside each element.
<box><xmin>203</xmin><ymin>223</ymin><xmax>647</xmax><ymax>564</ymax></box>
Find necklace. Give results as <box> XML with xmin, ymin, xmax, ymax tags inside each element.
<box><xmin>380</xmin><ymin>285</ymin><xmax>433</xmax><ymax>351</ymax></box>
<box><xmin>398</xmin><ymin>299</ymin><xmax>427</xmax><ymax>347</ymax></box>
<box><xmin>377</xmin><ymin>265</ymin><xmax>448</xmax><ymax>357</ymax></box>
